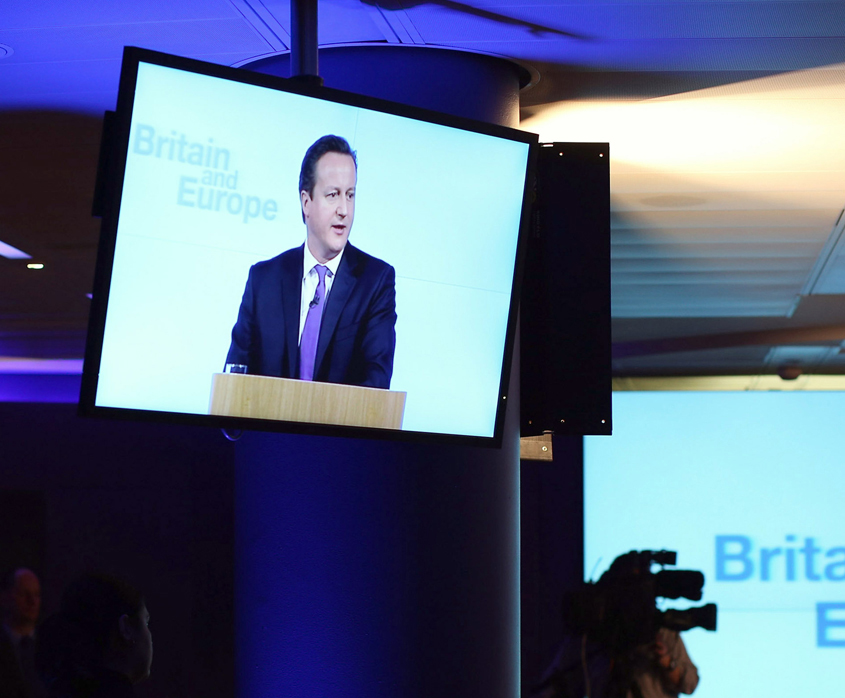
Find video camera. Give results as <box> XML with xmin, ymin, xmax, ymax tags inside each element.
<box><xmin>562</xmin><ymin>550</ymin><xmax>717</xmax><ymax>655</ymax></box>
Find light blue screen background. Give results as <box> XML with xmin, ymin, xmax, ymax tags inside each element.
<box><xmin>95</xmin><ymin>62</ymin><xmax>530</xmax><ymax>437</ymax></box>
<box><xmin>585</xmin><ymin>391</ymin><xmax>845</xmax><ymax>696</ymax></box>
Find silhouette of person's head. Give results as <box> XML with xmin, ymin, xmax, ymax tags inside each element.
<box><xmin>1</xmin><ymin>567</ymin><xmax>42</xmax><ymax>634</ymax></box>
<box><xmin>37</xmin><ymin>574</ymin><xmax>152</xmax><ymax>694</ymax></box>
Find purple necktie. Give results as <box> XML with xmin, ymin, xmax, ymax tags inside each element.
<box><xmin>299</xmin><ymin>264</ymin><xmax>330</xmax><ymax>381</ymax></box>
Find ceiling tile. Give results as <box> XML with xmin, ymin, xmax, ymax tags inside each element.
<box><xmin>3</xmin><ymin>1</ymin><xmax>241</xmax><ymax>28</ymax></box>
<box><xmin>0</xmin><ymin>20</ymin><xmax>269</xmax><ymax>65</ymax></box>
<box><xmin>449</xmin><ymin>37</ymin><xmax>845</xmax><ymax>71</ymax></box>
<box><xmin>261</xmin><ymin>0</ymin><xmax>390</xmax><ymax>44</ymax></box>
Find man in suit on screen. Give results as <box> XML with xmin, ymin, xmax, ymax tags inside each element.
<box><xmin>226</xmin><ymin>135</ymin><xmax>396</xmax><ymax>388</ymax></box>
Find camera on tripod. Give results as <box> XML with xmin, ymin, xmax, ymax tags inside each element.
<box><xmin>562</xmin><ymin>550</ymin><xmax>717</xmax><ymax>655</ymax></box>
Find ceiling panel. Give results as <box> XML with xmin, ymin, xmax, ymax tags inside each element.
<box><xmin>3</xmin><ymin>1</ymin><xmax>241</xmax><ymax>27</ymax></box>
<box><xmin>802</xmin><ymin>212</ymin><xmax>845</xmax><ymax>294</ymax></box>
<box><xmin>613</xmin><ymin>271</ymin><xmax>811</xmax><ymax>289</ymax></box>
<box><xmin>612</xmin><ymin>234</ymin><xmax>824</xmax><ymax>255</ymax></box>
<box><xmin>611</xmin><ymin>286</ymin><xmax>801</xmax><ymax>318</ymax></box>
<box><xmin>612</xmin><ymin>290</ymin><xmax>813</xmax><ymax>315</ymax></box>
<box><xmin>612</xmin><ymin>2</ymin><xmax>845</xmax><ymax>39</ymax></box>
<box><xmin>0</xmin><ymin>20</ymin><xmax>269</xmax><ymax>65</ymax></box>
<box><xmin>613</xmin><ymin>344</ymin><xmax>773</xmax><ymax>372</ymax></box>
<box><xmin>612</xmin><ymin>209</ymin><xmax>838</xmax><ymax>228</ymax></box>
<box><xmin>763</xmin><ymin>344</ymin><xmax>842</xmax><ymax>371</ymax></box>
<box><xmin>611</xmin><ymin>171</ymin><xmax>845</xmax><ymax>194</ymax></box>
<box><xmin>447</xmin><ymin>37</ymin><xmax>845</xmax><ymax>70</ymax></box>
<box><xmin>656</xmin><ymin>63</ymin><xmax>845</xmax><ymax>94</ymax></box>
<box><xmin>0</xmin><ymin>52</ymin><xmax>263</xmax><ymax>113</ymax></box>
<box><xmin>410</xmin><ymin>1</ymin><xmax>845</xmax><ymax>42</ymax></box>
<box><xmin>261</xmin><ymin>0</ymin><xmax>391</xmax><ymax>44</ymax></box>
<box><xmin>395</xmin><ymin>6</ymin><xmax>591</xmax><ymax>43</ymax></box>
<box><xmin>613</xmin><ymin>225</ymin><xmax>832</xmax><ymax>244</ymax></box>
<box><xmin>612</xmin><ymin>191</ymin><xmax>845</xmax><ymax>212</ymax></box>
<box><xmin>0</xmin><ymin>60</ymin><xmax>124</xmax><ymax>112</ymax></box>
<box><xmin>612</xmin><ymin>257</ymin><xmax>816</xmax><ymax>275</ymax></box>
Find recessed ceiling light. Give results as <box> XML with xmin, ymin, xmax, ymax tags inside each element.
<box><xmin>0</xmin><ymin>240</ymin><xmax>31</xmax><ymax>259</ymax></box>
<box><xmin>0</xmin><ymin>44</ymin><xmax>13</xmax><ymax>59</ymax></box>
<box><xmin>27</xmin><ymin>263</ymin><xmax>45</xmax><ymax>270</ymax></box>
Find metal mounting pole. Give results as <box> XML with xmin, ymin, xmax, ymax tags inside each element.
<box><xmin>290</xmin><ymin>0</ymin><xmax>322</xmax><ymax>86</ymax></box>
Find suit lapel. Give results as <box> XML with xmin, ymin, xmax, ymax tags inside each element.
<box><xmin>315</xmin><ymin>244</ymin><xmax>360</xmax><ymax>376</ymax></box>
<box><xmin>281</xmin><ymin>245</ymin><xmax>304</xmax><ymax>377</ymax></box>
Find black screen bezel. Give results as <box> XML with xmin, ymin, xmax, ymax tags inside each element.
<box><xmin>79</xmin><ymin>46</ymin><xmax>537</xmax><ymax>448</ymax></box>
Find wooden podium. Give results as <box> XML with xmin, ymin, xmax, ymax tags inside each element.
<box><xmin>209</xmin><ymin>373</ymin><xmax>406</xmax><ymax>430</ymax></box>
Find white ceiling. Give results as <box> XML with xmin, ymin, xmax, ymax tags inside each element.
<box><xmin>2</xmin><ymin>0</ymin><xmax>845</xmax><ymax>378</ymax></box>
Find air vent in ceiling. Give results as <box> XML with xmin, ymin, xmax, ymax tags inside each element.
<box><xmin>801</xmin><ymin>208</ymin><xmax>845</xmax><ymax>294</ymax></box>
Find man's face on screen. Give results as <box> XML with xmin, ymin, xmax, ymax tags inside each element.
<box><xmin>301</xmin><ymin>152</ymin><xmax>356</xmax><ymax>263</ymax></box>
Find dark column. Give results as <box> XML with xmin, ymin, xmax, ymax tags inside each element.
<box><xmin>235</xmin><ymin>47</ymin><xmax>524</xmax><ymax>698</ymax></box>
<box><xmin>290</xmin><ymin>0</ymin><xmax>319</xmax><ymax>80</ymax></box>
<box><xmin>246</xmin><ymin>46</ymin><xmax>527</xmax><ymax>127</ymax></box>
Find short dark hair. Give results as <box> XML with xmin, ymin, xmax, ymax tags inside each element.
<box><xmin>1</xmin><ymin>566</ymin><xmax>37</xmax><ymax>591</ymax></box>
<box><xmin>299</xmin><ymin>134</ymin><xmax>357</xmax><ymax>199</ymax></box>
<box><xmin>36</xmin><ymin>573</ymin><xmax>145</xmax><ymax>682</ymax></box>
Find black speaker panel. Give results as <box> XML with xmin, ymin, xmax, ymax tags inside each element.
<box><xmin>520</xmin><ymin>142</ymin><xmax>612</xmax><ymax>436</ymax></box>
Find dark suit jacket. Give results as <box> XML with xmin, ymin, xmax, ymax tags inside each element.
<box><xmin>0</xmin><ymin>630</ymin><xmax>31</xmax><ymax>698</ymax></box>
<box><xmin>226</xmin><ymin>243</ymin><xmax>396</xmax><ymax>388</ymax></box>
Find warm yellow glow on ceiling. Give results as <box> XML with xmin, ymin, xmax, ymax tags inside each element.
<box><xmin>613</xmin><ymin>375</ymin><xmax>845</xmax><ymax>391</ymax></box>
<box><xmin>521</xmin><ymin>64</ymin><xmax>845</xmax><ymax>196</ymax></box>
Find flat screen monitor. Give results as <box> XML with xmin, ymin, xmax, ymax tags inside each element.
<box><xmin>80</xmin><ymin>47</ymin><xmax>537</xmax><ymax>446</ymax></box>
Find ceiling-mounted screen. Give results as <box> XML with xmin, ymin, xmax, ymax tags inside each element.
<box><xmin>80</xmin><ymin>47</ymin><xmax>536</xmax><ymax>445</ymax></box>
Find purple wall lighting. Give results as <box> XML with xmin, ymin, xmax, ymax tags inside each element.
<box><xmin>0</xmin><ymin>359</ymin><xmax>83</xmax><ymax>402</ymax></box>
